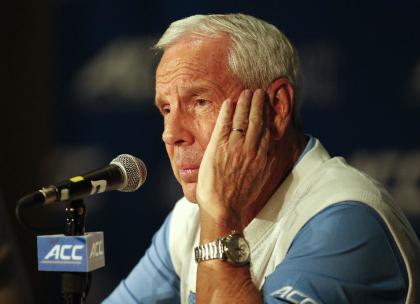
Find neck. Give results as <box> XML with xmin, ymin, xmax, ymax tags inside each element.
<box><xmin>241</xmin><ymin>128</ymin><xmax>307</xmax><ymax>226</ymax></box>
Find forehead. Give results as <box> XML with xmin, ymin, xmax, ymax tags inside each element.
<box><xmin>157</xmin><ymin>34</ymin><xmax>231</xmax><ymax>76</ymax></box>
<box><xmin>155</xmin><ymin>35</ymin><xmax>237</xmax><ymax>98</ymax></box>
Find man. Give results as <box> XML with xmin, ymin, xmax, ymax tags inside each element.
<box><xmin>104</xmin><ymin>14</ymin><xmax>420</xmax><ymax>303</ymax></box>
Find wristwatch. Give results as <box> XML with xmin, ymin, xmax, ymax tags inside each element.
<box><xmin>194</xmin><ymin>232</ymin><xmax>250</xmax><ymax>266</ymax></box>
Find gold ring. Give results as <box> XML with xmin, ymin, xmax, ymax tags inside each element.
<box><xmin>231</xmin><ymin>128</ymin><xmax>245</xmax><ymax>133</ymax></box>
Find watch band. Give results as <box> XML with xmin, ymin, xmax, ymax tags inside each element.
<box><xmin>194</xmin><ymin>232</ymin><xmax>251</xmax><ymax>265</ymax></box>
<box><xmin>194</xmin><ymin>238</ymin><xmax>224</xmax><ymax>262</ymax></box>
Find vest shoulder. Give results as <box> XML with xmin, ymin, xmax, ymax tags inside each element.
<box><xmin>168</xmin><ymin>197</ymin><xmax>199</xmax><ymax>276</ymax></box>
<box><xmin>307</xmin><ymin>156</ymin><xmax>387</xmax><ymax>199</ymax></box>
<box><xmin>170</xmin><ymin>197</ymin><xmax>199</xmax><ymax>239</ymax></box>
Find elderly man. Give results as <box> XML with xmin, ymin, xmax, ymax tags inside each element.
<box><xmin>104</xmin><ymin>14</ymin><xmax>420</xmax><ymax>303</ymax></box>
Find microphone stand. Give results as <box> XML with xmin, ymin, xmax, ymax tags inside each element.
<box><xmin>61</xmin><ymin>199</ymin><xmax>91</xmax><ymax>304</ymax></box>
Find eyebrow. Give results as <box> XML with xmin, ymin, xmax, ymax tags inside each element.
<box><xmin>154</xmin><ymin>86</ymin><xmax>210</xmax><ymax>108</ymax></box>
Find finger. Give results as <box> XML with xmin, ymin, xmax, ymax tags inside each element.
<box><xmin>244</xmin><ymin>89</ymin><xmax>267</xmax><ymax>149</ymax></box>
<box><xmin>209</xmin><ymin>99</ymin><xmax>235</xmax><ymax>145</ymax></box>
<box><xmin>256</xmin><ymin>124</ymin><xmax>270</xmax><ymax>159</ymax></box>
<box><xmin>229</xmin><ymin>89</ymin><xmax>252</xmax><ymax>141</ymax></box>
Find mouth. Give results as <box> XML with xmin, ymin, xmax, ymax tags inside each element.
<box><xmin>178</xmin><ymin>165</ymin><xmax>200</xmax><ymax>182</ymax></box>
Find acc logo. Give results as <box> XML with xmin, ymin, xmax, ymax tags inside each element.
<box><xmin>89</xmin><ymin>240</ymin><xmax>104</xmax><ymax>258</ymax></box>
<box><xmin>44</xmin><ymin>244</ymin><xmax>84</xmax><ymax>261</ymax></box>
<box><xmin>270</xmin><ymin>286</ymin><xmax>318</xmax><ymax>304</ymax></box>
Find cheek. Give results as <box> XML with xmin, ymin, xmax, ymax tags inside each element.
<box><xmin>165</xmin><ymin>145</ymin><xmax>175</xmax><ymax>166</ymax></box>
<box><xmin>194</xmin><ymin>112</ymin><xmax>218</xmax><ymax>148</ymax></box>
<box><xmin>165</xmin><ymin>144</ymin><xmax>180</xmax><ymax>176</ymax></box>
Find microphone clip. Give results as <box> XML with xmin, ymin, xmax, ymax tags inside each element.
<box><xmin>39</xmin><ymin>186</ymin><xmax>59</xmax><ymax>205</ymax></box>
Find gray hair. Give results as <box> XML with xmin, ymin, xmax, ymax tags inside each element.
<box><xmin>154</xmin><ymin>13</ymin><xmax>303</xmax><ymax>126</ymax></box>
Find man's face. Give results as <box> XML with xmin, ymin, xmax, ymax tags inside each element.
<box><xmin>155</xmin><ymin>36</ymin><xmax>243</xmax><ymax>202</ymax></box>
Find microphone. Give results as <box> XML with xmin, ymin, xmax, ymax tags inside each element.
<box><xmin>18</xmin><ymin>154</ymin><xmax>147</xmax><ymax>208</ymax></box>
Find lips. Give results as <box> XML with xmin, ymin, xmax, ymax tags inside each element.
<box><xmin>178</xmin><ymin>164</ymin><xmax>200</xmax><ymax>182</ymax></box>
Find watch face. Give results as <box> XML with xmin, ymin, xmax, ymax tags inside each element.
<box><xmin>225</xmin><ymin>234</ymin><xmax>250</xmax><ymax>265</ymax></box>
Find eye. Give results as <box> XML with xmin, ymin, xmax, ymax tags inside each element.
<box><xmin>196</xmin><ymin>99</ymin><xmax>209</xmax><ymax>107</ymax></box>
<box><xmin>193</xmin><ymin>98</ymin><xmax>213</xmax><ymax>114</ymax></box>
<box><xmin>160</xmin><ymin>105</ymin><xmax>170</xmax><ymax>115</ymax></box>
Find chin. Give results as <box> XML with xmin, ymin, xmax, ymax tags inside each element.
<box><xmin>182</xmin><ymin>183</ymin><xmax>198</xmax><ymax>203</ymax></box>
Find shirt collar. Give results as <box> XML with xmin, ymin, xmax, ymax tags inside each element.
<box><xmin>295</xmin><ymin>135</ymin><xmax>316</xmax><ymax>166</ymax></box>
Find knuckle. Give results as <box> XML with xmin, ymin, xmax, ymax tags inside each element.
<box><xmin>240</xmin><ymin>118</ymin><xmax>249</xmax><ymax>127</ymax></box>
<box><xmin>249</xmin><ymin>117</ymin><xmax>263</xmax><ymax>127</ymax></box>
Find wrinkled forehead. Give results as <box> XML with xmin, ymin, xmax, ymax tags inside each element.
<box><xmin>154</xmin><ymin>34</ymin><xmax>245</xmax><ymax>107</ymax></box>
<box><xmin>156</xmin><ymin>34</ymin><xmax>232</xmax><ymax>79</ymax></box>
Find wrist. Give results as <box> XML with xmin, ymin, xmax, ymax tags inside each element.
<box><xmin>199</xmin><ymin>207</ymin><xmax>243</xmax><ymax>243</ymax></box>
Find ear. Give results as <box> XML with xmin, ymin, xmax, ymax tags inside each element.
<box><xmin>267</xmin><ymin>78</ymin><xmax>295</xmax><ymax>140</ymax></box>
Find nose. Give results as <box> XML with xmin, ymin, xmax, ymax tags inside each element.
<box><xmin>162</xmin><ymin>109</ymin><xmax>194</xmax><ymax>146</ymax></box>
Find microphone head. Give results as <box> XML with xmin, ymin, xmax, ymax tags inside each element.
<box><xmin>110</xmin><ymin>154</ymin><xmax>147</xmax><ymax>192</ymax></box>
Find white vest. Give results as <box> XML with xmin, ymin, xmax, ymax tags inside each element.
<box><xmin>168</xmin><ymin>138</ymin><xmax>420</xmax><ymax>303</ymax></box>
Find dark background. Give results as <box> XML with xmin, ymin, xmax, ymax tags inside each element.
<box><xmin>2</xmin><ymin>1</ymin><xmax>420</xmax><ymax>303</ymax></box>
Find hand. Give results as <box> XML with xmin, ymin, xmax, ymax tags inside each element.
<box><xmin>196</xmin><ymin>89</ymin><xmax>274</xmax><ymax>230</ymax></box>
